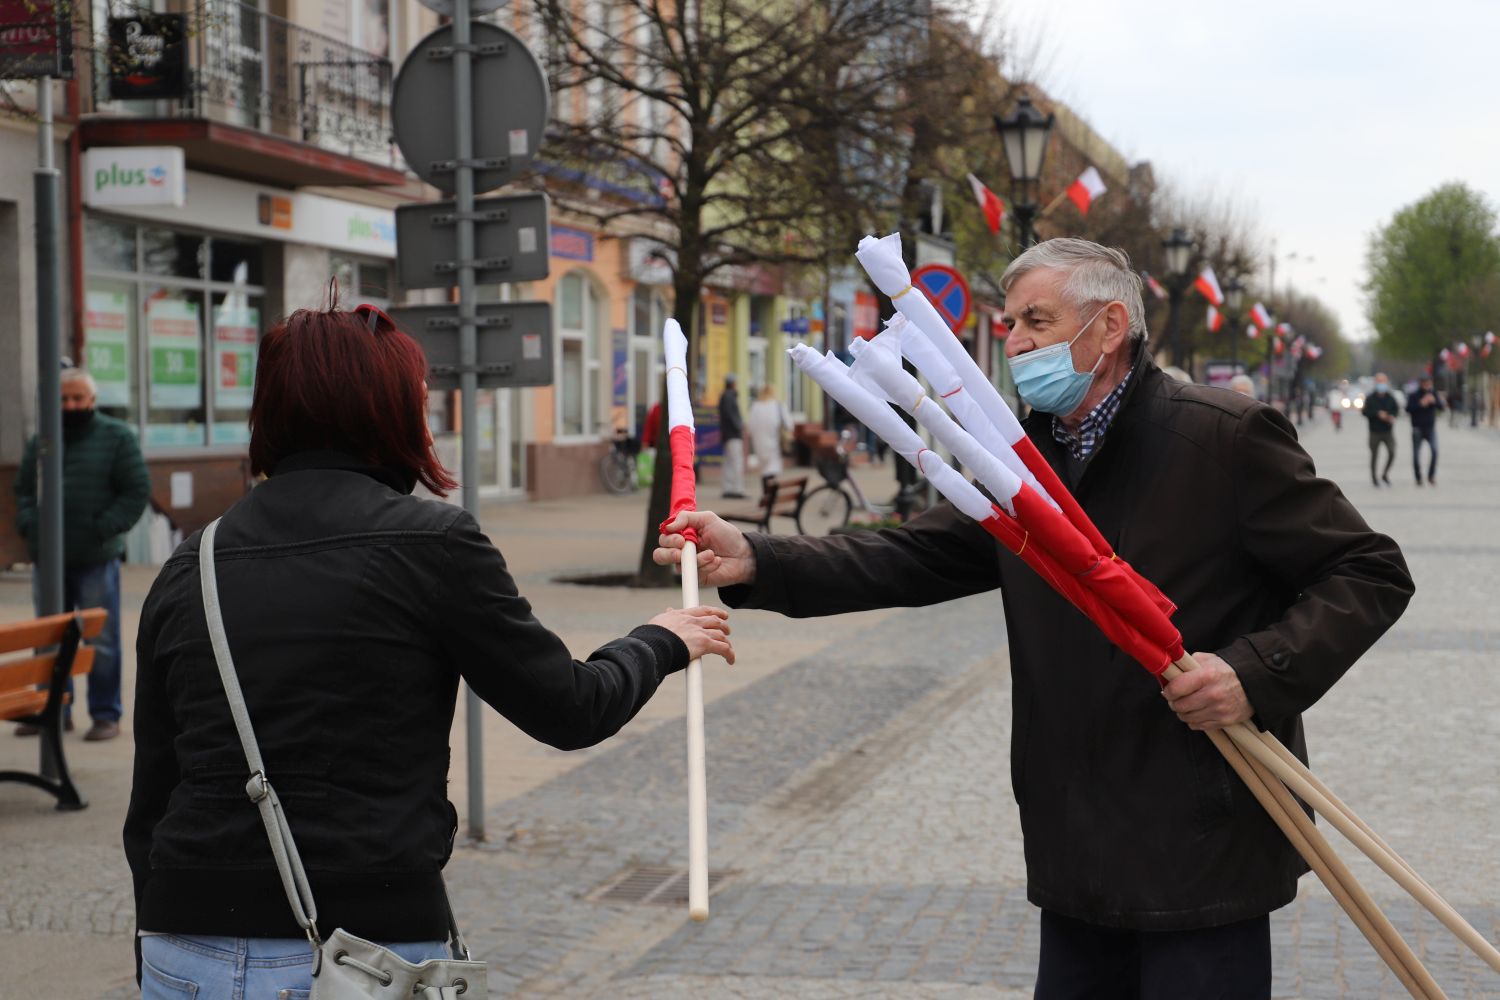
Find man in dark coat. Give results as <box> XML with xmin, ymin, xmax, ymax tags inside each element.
<box><xmin>1406</xmin><ymin>375</ymin><xmax>1444</xmax><ymax>485</ymax></box>
<box><xmin>655</xmin><ymin>239</ymin><xmax>1413</xmax><ymax>998</ymax></box>
<box><xmin>718</xmin><ymin>372</ymin><xmax>746</xmax><ymax>498</ymax></box>
<box><xmin>14</xmin><ymin>368</ymin><xmax>151</xmax><ymax>741</ymax></box>
<box><xmin>1362</xmin><ymin>373</ymin><xmax>1400</xmax><ymax>486</ymax></box>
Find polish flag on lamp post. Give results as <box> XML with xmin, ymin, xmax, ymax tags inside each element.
<box><xmin>1192</xmin><ymin>266</ymin><xmax>1224</xmax><ymax>307</ymax></box>
<box><xmin>1249</xmin><ymin>302</ymin><xmax>1272</xmax><ymax>331</ymax></box>
<box><xmin>1140</xmin><ymin>271</ymin><xmax>1168</xmax><ymax>300</ymax></box>
<box><xmin>967</xmin><ymin>173</ymin><xmax>1005</xmax><ymax>235</ymax></box>
<box><xmin>1206</xmin><ymin>305</ymin><xmax>1224</xmax><ymax>333</ymax></box>
<box><xmin>1066</xmin><ymin>166</ymin><xmax>1108</xmax><ymax>215</ymax></box>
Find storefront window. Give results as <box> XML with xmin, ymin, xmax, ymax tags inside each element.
<box><xmin>83</xmin><ymin>215</ymin><xmax>267</xmax><ymax>450</ymax></box>
<box><xmin>144</xmin><ymin>287</ymin><xmax>207</xmax><ymax>446</ymax></box>
<box><xmin>330</xmin><ymin>254</ymin><xmax>391</xmax><ymax>307</ymax></box>
<box><xmin>557</xmin><ymin>271</ymin><xmax>603</xmax><ymax>438</ymax></box>
<box><xmin>561</xmin><ymin>339</ymin><xmax>584</xmax><ymax>436</ymax></box>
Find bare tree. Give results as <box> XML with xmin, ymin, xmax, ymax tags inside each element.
<box><xmin>532</xmin><ymin>0</ymin><xmax>952</xmax><ymax>582</ymax></box>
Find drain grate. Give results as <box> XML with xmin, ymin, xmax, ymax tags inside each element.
<box><xmin>589</xmin><ymin>864</ymin><xmax>736</xmax><ymax>905</ymax></box>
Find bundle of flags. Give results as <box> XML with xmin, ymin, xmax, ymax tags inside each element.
<box><xmin>774</xmin><ymin>230</ymin><xmax>1500</xmax><ymax>995</ymax></box>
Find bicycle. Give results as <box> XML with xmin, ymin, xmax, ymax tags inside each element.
<box><xmin>797</xmin><ymin>428</ymin><xmax>899</xmax><ymax>535</ymax></box>
<box><xmin>600</xmin><ymin>427</ymin><xmax>641</xmax><ymax>494</ymax></box>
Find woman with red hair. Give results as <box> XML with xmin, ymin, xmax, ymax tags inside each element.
<box><xmin>125</xmin><ymin>303</ymin><xmax>733</xmax><ymax>997</ymax></box>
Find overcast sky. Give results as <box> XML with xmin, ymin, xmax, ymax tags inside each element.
<box><xmin>996</xmin><ymin>0</ymin><xmax>1500</xmax><ymax>342</ymax></box>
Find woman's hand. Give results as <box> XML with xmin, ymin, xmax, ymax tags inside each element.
<box><xmin>650</xmin><ymin>605</ymin><xmax>735</xmax><ymax>665</ymax></box>
<box><xmin>654</xmin><ymin>511</ymin><xmax>756</xmax><ymax>589</ymax></box>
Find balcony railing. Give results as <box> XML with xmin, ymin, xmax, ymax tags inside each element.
<box><xmin>96</xmin><ymin>1</ymin><xmax>392</xmax><ymax>159</ymax></box>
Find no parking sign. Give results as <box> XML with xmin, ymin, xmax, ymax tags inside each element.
<box><xmin>911</xmin><ymin>263</ymin><xmax>971</xmax><ymax>332</ymax></box>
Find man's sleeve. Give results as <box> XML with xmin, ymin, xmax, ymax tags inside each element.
<box><xmin>97</xmin><ymin>429</ymin><xmax>152</xmax><ymax>540</ymax></box>
<box><xmin>719</xmin><ymin>498</ymin><xmax>1002</xmax><ymax>617</ymax></box>
<box><xmin>13</xmin><ymin>438</ymin><xmax>37</xmax><ymax>540</ymax></box>
<box><xmin>1217</xmin><ymin>407</ymin><xmax>1414</xmax><ymax>729</ymax></box>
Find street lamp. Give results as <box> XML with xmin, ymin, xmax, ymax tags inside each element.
<box><xmin>1161</xmin><ymin>227</ymin><xmax>1195</xmax><ymax>371</ymax></box>
<box><xmin>993</xmin><ymin>92</ymin><xmax>1055</xmax><ymax>249</ymax></box>
<box><xmin>1222</xmin><ymin>275</ymin><xmax>1245</xmax><ymax>372</ymax></box>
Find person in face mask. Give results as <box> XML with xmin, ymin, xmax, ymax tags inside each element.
<box><xmin>654</xmin><ymin>238</ymin><xmax>1412</xmax><ymax>997</ymax></box>
<box><xmin>13</xmin><ymin>368</ymin><xmax>150</xmax><ymax>741</ymax></box>
<box><xmin>1362</xmin><ymin>372</ymin><xmax>1400</xmax><ymax>487</ymax></box>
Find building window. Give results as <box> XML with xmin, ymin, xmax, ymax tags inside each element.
<box><xmin>557</xmin><ymin>271</ymin><xmax>603</xmax><ymax>438</ymax></box>
<box><xmin>629</xmin><ymin>285</ymin><xmax>666</xmax><ymax>433</ymax></box>
<box><xmin>83</xmin><ymin>215</ymin><xmax>266</xmax><ymax>449</ymax></box>
<box><xmin>330</xmin><ymin>254</ymin><xmax>391</xmax><ymax>308</ymax></box>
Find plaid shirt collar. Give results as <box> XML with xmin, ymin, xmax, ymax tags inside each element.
<box><xmin>1051</xmin><ymin>364</ymin><xmax>1135</xmax><ymax>461</ymax></box>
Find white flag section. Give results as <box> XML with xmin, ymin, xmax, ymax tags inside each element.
<box><xmin>662</xmin><ymin>318</ymin><xmax>694</xmax><ymax>432</ymax></box>
<box><xmin>855</xmin><ymin>234</ymin><xmax>1028</xmax><ymax>447</ymax></box>
<box><xmin>787</xmin><ymin>344</ymin><xmax>996</xmax><ymax>525</ymax></box>
<box><xmin>849</xmin><ymin>330</ymin><xmax>1025</xmax><ymax>514</ymax></box>
<box><xmin>882</xmin><ymin>315</ymin><xmax>1055</xmax><ymax>508</ymax></box>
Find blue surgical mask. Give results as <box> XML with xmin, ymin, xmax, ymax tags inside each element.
<box><xmin>1009</xmin><ymin>305</ymin><xmax>1109</xmax><ymax>415</ymax></box>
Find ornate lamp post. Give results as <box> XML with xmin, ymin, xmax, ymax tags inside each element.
<box><xmin>1161</xmin><ymin>227</ymin><xmax>1195</xmax><ymax>370</ymax></box>
<box><xmin>993</xmin><ymin>93</ymin><xmax>1055</xmax><ymax>249</ymax></box>
<box><xmin>1222</xmin><ymin>275</ymin><xmax>1245</xmax><ymax>372</ymax></box>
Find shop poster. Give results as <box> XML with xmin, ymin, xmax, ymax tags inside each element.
<box><xmin>84</xmin><ymin>288</ymin><xmax>131</xmax><ymax>406</ymax></box>
<box><xmin>147</xmin><ymin>296</ymin><xmax>201</xmax><ymax>408</ymax></box>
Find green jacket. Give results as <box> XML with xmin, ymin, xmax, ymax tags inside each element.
<box><xmin>14</xmin><ymin>413</ymin><xmax>152</xmax><ymax>568</ymax></box>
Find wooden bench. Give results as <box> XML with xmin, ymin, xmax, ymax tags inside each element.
<box><xmin>721</xmin><ymin>474</ymin><xmax>811</xmax><ymax>534</ymax></box>
<box><xmin>0</xmin><ymin>608</ymin><xmax>107</xmax><ymax>811</ymax></box>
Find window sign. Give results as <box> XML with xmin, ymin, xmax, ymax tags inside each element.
<box><xmin>84</xmin><ymin>288</ymin><xmax>132</xmax><ymax>406</ymax></box>
<box><xmin>147</xmin><ymin>295</ymin><xmax>201</xmax><ymax>408</ymax></box>
<box><xmin>214</xmin><ymin>300</ymin><xmax>258</xmax><ymax>409</ymax></box>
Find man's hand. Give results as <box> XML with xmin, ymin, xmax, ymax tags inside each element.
<box><xmin>1162</xmin><ymin>652</ymin><xmax>1253</xmax><ymax>731</ymax></box>
<box><xmin>654</xmin><ymin>511</ymin><xmax>756</xmax><ymax>589</ymax></box>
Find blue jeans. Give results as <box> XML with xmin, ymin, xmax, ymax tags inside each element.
<box><xmin>32</xmin><ymin>559</ymin><xmax>123</xmax><ymax>722</ymax></box>
<box><xmin>139</xmin><ymin>934</ymin><xmax>449</xmax><ymax>999</ymax></box>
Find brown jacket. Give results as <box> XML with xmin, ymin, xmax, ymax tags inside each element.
<box><xmin>722</xmin><ymin>351</ymin><xmax>1413</xmax><ymax>930</ymax></box>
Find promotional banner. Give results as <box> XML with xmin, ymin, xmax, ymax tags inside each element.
<box><xmin>84</xmin><ymin>288</ymin><xmax>132</xmax><ymax>407</ymax></box>
<box><xmin>213</xmin><ymin>300</ymin><xmax>258</xmax><ymax>409</ymax></box>
<box><xmin>147</xmin><ymin>296</ymin><xmax>201</xmax><ymax>408</ymax></box>
<box><xmin>107</xmin><ymin>13</ymin><xmax>187</xmax><ymax>99</ymax></box>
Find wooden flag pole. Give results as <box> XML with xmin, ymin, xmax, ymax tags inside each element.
<box><xmin>1039</xmin><ymin>189</ymin><xmax>1072</xmax><ymax>219</ymax></box>
<box><xmin>681</xmin><ymin>539</ymin><xmax>710</xmax><ymax>921</ymax></box>
<box><xmin>1168</xmin><ymin>658</ymin><xmax>1439</xmax><ymax>998</ymax></box>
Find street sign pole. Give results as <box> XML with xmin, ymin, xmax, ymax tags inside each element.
<box><xmin>451</xmin><ymin>0</ymin><xmax>486</xmax><ymax>844</ymax></box>
<box><xmin>34</xmin><ymin>76</ymin><xmax>65</xmax><ymax>780</ymax></box>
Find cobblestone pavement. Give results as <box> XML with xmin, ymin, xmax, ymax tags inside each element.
<box><xmin>4</xmin><ymin>418</ymin><xmax>1498</xmax><ymax>999</ymax></box>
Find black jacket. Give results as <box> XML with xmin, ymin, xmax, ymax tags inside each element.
<box><xmin>1363</xmin><ymin>389</ymin><xmax>1400</xmax><ymax>432</ymax></box>
<box><xmin>719</xmin><ymin>386</ymin><xmax>743</xmax><ymax>440</ymax></box>
<box><xmin>722</xmin><ymin>352</ymin><xmax>1412</xmax><ymax>930</ymax></box>
<box><xmin>125</xmin><ymin>451</ymin><xmax>688</xmax><ymax>944</ymax></box>
<box><xmin>1406</xmin><ymin>389</ymin><xmax>1444</xmax><ymax>431</ymax></box>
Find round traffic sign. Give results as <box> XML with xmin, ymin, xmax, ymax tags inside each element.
<box><xmin>414</xmin><ymin>0</ymin><xmax>505</xmax><ymax>15</ymax></box>
<box><xmin>391</xmin><ymin>21</ymin><xmax>549</xmax><ymax>197</ymax></box>
<box><xmin>911</xmin><ymin>263</ymin><xmax>971</xmax><ymax>332</ymax></box>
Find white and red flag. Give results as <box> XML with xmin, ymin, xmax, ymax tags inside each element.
<box><xmin>1066</xmin><ymin>166</ymin><xmax>1108</xmax><ymax>215</ymax></box>
<box><xmin>1192</xmin><ymin>266</ymin><xmax>1223</xmax><ymax>307</ymax></box>
<box><xmin>1456</xmin><ymin>342</ymin><xmax>1471</xmax><ymax>359</ymax></box>
<box><xmin>1484</xmin><ymin>331</ymin><xmax>1496</xmax><ymax>358</ymax></box>
<box><xmin>1276</xmin><ymin>321</ymin><xmax>1293</xmax><ymax>337</ymax></box>
<box><xmin>1249</xmin><ymin>302</ymin><xmax>1272</xmax><ymax>331</ymax></box>
<box><xmin>967</xmin><ymin>173</ymin><xmax>1005</xmax><ymax>235</ymax></box>
<box><xmin>1245</xmin><ymin>323</ymin><xmax>1260</xmax><ymax>341</ymax></box>
<box><xmin>1306</xmin><ymin>344</ymin><xmax>1323</xmax><ymax>361</ymax></box>
<box><xmin>1140</xmin><ymin>271</ymin><xmax>1167</xmax><ymax>300</ymax></box>
<box><xmin>1206</xmin><ymin>305</ymin><xmax>1224</xmax><ymax>333</ymax></box>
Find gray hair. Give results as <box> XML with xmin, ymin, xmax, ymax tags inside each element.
<box><xmin>60</xmin><ymin>367</ymin><xmax>98</xmax><ymax>395</ymax></box>
<box><xmin>1228</xmin><ymin>374</ymin><xmax>1256</xmax><ymax>396</ymax></box>
<box><xmin>999</xmin><ymin>238</ymin><xmax>1148</xmax><ymax>342</ymax></box>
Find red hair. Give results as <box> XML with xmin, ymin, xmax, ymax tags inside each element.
<box><xmin>249</xmin><ymin>307</ymin><xmax>457</xmax><ymax>496</ymax></box>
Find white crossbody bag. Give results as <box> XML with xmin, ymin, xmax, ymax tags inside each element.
<box><xmin>199</xmin><ymin>518</ymin><xmax>488</xmax><ymax>999</ymax></box>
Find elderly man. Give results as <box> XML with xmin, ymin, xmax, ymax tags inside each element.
<box><xmin>656</xmin><ymin>239</ymin><xmax>1413</xmax><ymax>998</ymax></box>
<box><xmin>14</xmin><ymin>368</ymin><xmax>150</xmax><ymax>741</ymax></box>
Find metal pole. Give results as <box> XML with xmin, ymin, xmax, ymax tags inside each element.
<box><xmin>1165</xmin><ymin>284</ymin><xmax>1183</xmax><ymax>370</ymax></box>
<box><xmin>35</xmin><ymin>77</ymin><xmax>65</xmax><ymax>779</ymax></box>
<box><xmin>453</xmin><ymin>0</ymin><xmax>485</xmax><ymax>843</ymax></box>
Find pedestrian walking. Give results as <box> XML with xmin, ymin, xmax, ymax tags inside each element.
<box><xmin>124</xmin><ymin>302</ymin><xmax>734</xmax><ymax>997</ymax></box>
<box><xmin>1407</xmin><ymin>375</ymin><xmax>1443</xmax><ymax>486</ymax></box>
<box><xmin>1363</xmin><ymin>373</ymin><xmax>1400</xmax><ymax>486</ymax></box>
<box><xmin>718</xmin><ymin>372</ymin><xmax>746</xmax><ymax>497</ymax></box>
<box><xmin>656</xmin><ymin>239</ymin><xmax>1412</xmax><ymax>998</ymax></box>
<box><xmin>12</xmin><ymin>367</ymin><xmax>150</xmax><ymax>741</ymax></box>
<box><xmin>745</xmin><ymin>384</ymin><xmax>792</xmax><ymax>477</ymax></box>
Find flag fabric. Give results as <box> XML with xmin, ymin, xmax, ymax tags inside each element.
<box><xmin>1246</xmin><ymin>323</ymin><xmax>1260</xmax><ymax>340</ymax></box>
<box><xmin>1141</xmin><ymin>271</ymin><xmax>1167</xmax><ymax>300</ymax></box>
<box><xmin>1274</xmin><ymin>337</ymin><xmax>1286</xmax><ymax>356</ymax></box>
<box><xmin>1276</xmin><ymin>321</ymin><xmax>1293</xmax><ymax>337</ymax></box>
<box><xmin>1206</xmin><ymin>305</ymin><xmax>1224</xmax><ymax>333</ymax></box>
<box><xmin>660</xmin><ymin>320</ymin><xmax>699</xmax><ymax>545</ymax></box>
<box><xmin>967</xmin><ymin>173</ymin><xmax>1005</xmax><ymax>235</ymax></box>
<box><xmin>1192</xmin><ymin>267</ymin><xmax>1223</xmax><ymax>306</ymax></box>
<box><xmin>1484</xmin><ymin>331</ymin><xmax>1496</xmax><ymax>357</ymax></box>
<box><xmin>1066</xmin><ymin>166</ymin><xmax>1108</xmax><ymax>215</ymax></box>
<box><xmin>1250</xmin><ymin>302</ymin><xmax>1272</xmax><ymax>330</ymax></box>
<box><xmin>1456</xmin><ymin>342</ymin><xmax>1471</xmax><ymax>359</ymax></box>
<box><xmin>1306</xmin><ymin>344</ymin><xmax>1323</xmax><ymax>361</ymax></box>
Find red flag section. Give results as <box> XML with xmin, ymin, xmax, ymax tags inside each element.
<box><xmin>661</xmin><ymin>424</ymin><xmax>700</xmax><ymax>546</ymax></box>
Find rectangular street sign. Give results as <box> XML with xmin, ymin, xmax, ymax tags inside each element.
<box><xmin>395</xmin><ymin>192</ymin><xmax>551</xmax><ymax>290</ymax></box>
<box><xmin>387</xmin><ymin>301</ymin><xmax>553</xmax><ymax>390</ymax></box>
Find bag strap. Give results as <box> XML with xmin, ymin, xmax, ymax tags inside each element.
<box><xmin>199</xmin><ymin>517</ymin><xmax>470</xmax><ymax>957</ymax></box>
<box><xmin>200</xmin><ymin>518</ymin><xmax>323</xmax><ymax>946</ymax></box>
